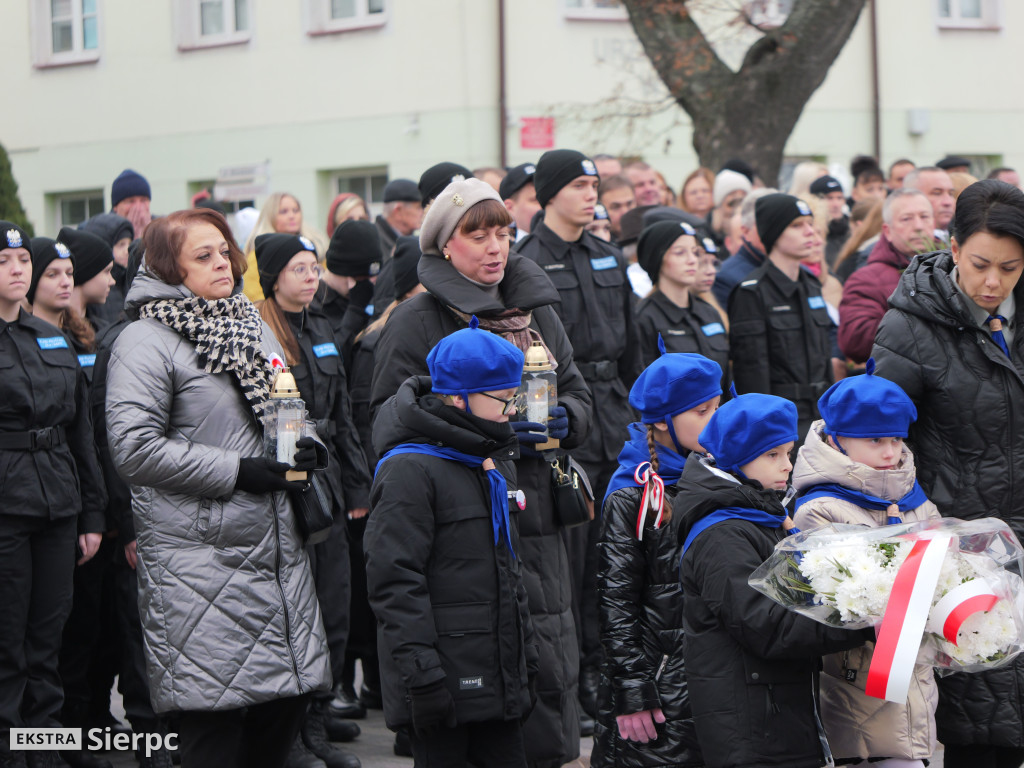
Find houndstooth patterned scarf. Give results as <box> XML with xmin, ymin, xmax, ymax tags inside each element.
<box><xmin>138</xmin><ymin>293</ymin><xmax>276</xmax><ymax>424</ymax></box>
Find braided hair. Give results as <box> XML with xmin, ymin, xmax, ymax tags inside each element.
<box><xmin>646</xmin><ymin>424</ymin><xmax>673</xmax><ymax>522</ymax></box>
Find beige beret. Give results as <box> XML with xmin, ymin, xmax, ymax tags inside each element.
<box><xmin>419</xmin><ymin>177</ymin><xmax>503</xmax><ymax>257</ymax></box>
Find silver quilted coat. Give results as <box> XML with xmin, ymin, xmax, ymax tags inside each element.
<box><xmin>105</xmin><ymin>270</ymin><xmax>331</xmax><ymax>713</ymax></box>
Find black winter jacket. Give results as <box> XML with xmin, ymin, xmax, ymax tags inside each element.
<box><xmin>285</xmin><ymin>309</ymin><xmax>370</xmax><ymax>513</ymax></box>
<box><xmin>872</xmin><ymin>249</ymin><xmax>1024</xmax><ymax>747</ymax></box>
<box><xmin>366</xmin><ymin>376</ymin><xmax>537</xmax><ymax>729</ymax></box>
<box><xmin>592</xmin><ymin>483</ymin><xmax>702</xmax><ymax>768</ymax></box>
<box><xmin>369</xmin><ymin>252</ymin><xmax>591</xmax><ymax>767</ymax></box>
<box><xmin>676</xmin><ymin>455</ymin><xmax>868</xmax><ymax>768</ymax></box>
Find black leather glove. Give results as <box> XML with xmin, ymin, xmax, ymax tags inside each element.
<box><xmin>291</xmin><ymin>436</ymin><xmax>327</xmax><ymax>472</ymax></box>
<box><xmin>235</xmin><ymin>457</ymin><xmax>305</xmax><ymax>494</ymax></box>
<box><xmin>348</xmin><ymin>278</ymin><xmax>374</xmax><ymax>309</ymax></box>
<box><xmin>409</xmin><ymin>679</ymin><xmax>457</xmax><ymax>738</ymax></box>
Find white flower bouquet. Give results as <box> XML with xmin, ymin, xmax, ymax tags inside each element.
<box><xmin>748</xmin><ymin>518</ymin><xmax>1024</xmax><ymax>701</ymax></box>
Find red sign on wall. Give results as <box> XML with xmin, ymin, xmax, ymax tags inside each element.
<box><xmin>520</xmin><ymin>117</ymin><xmax>555</xmax><ymax>150</ymax></box>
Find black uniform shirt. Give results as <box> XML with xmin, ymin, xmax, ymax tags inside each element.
<box><xmin>0</xmin><ymin>310</ymin><xmax>106</xmax><ymax>529</ymax></box>
<box><xmin>728</xmin><ymin>260</ymin><xmax>834</xmax><ymax>428</ymax></box>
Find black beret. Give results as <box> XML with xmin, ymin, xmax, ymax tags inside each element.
<box><xmin>418</xmin><ymin>162</ymin><xmax>473</xmax><ymax>206</ymax></box>
<box><xmin>936</xmin><ymin>155</ymin><xmax>971</xmax><ymax>171</ymax></box>
<box><xmin>499</xmin><ymin>162</ymin><xmax>536</xmax><ymax>201</ymax></box>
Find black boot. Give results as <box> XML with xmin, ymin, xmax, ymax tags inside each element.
<box><xmin>301</xmin><ymin>704</ymin><xmax>360</xmax><ymax>768</ymax></box>
<box><xmin>327</xmin><ymin>684</ymin><xmax>365</xmax><ymax>721</ymax></box>
<box><xmin>323</xmin><ymin>712</ymin><xmax>360</xmax><ymax>743</ymax></box>
<box><xmin>579</xmin><ymin>711</ymin><xmax>596</xmax><ymax>737</ymax></box>
<box><xmin>284</xmin><ymin>735</ymin><xmax>326</xmax><ymax>768</ymax></box>
<box><xmin>61</xmin><ymin>753</ymin><xmax>111</xmax><ymax>768</ymax></box>
<box><xmin>578</xmin><ymin>665</ymin><xmax>600</xmax><ymax>719</ymax></box>
<box><xmin>393</xmin><ymin>729</ymin><xmax>413</xmax><ymax>758</ymax></box>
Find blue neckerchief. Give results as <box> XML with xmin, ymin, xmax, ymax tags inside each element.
<box><xmin>794</xmin><ymin>480</ymin><xmax>928</xmax><ymax>525</ymax></box>
<box><xmin>604</xmin><ymin>423</ymin><xmax>687</xmax><ymax>504</ymax></box>
<box><xmin>377</xmin><ymin>443</ymin><xmax>515</xmax><ymax>557</ymax></box>
<box><xmin>682</xmin><ymin>506</ymin><xmax>784</xmax><ymax>554</ymax></box>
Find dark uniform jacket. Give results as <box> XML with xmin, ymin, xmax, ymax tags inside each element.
<box><xmin>592</xmin><ymin>483</ymin><xmax>702</xmax><ymax>768</ymax></box>
<box><xmin>729</xmin><ymin>259</ymin><xmax>834</xmax><ymax>438</ymax></box>
<box><xmin>348</xmin><ymin>325</ymin><xmax>380</xmax><ymax>471</ymax></box>
<box><xmin>92</xmin><ymin>318</ymin><xmax>134</xmax><ymax>539</ymax></box>
<box><xmin>635</xmin><ymin>290</ymin><xmax>730</xmax><ymax>393</ymax></box>
<box><xmin>366</xmin><ymin>376</ymin><xmax>537</xmax><ymax>729</ymax></box>
<box><xmin>369</xmin><ymin>251</ymin><xmax>591</xmax><ymax>766</ymax></box>
<box><xmin>310</xmin><ymin>283</ymin><xmax>370</xmax><ymax>369</ymax></box>
<box><xmin>676</xmin><ymin>455</ymin><xmax>868</xmax><ymax>768</ymax></box>
<box><xmin>712</xmin><ymin>240</ymin><xmax>766</xmax><ymax>308</ymax></box>
<box><xmin>285</xmin><ymin>309</ymin><xmax>371</xmax><ymax>513</ymax></box>
<box><xmin>514</xmin><ymin>221</ymin><xmax>642</xmax><ymax>465</ymax></box>
<box><xmin>873</xmin><ymin>249</ymin><xmax>1024</xmax><ymax>748</ymax></box>
<box><xmin>0</xmin><ymin>310</ymin><xmax>106</xmax><ymax>532</ymax></box>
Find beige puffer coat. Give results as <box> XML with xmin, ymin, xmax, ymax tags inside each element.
<box><xmin>792</xmin><ymin>421</ymin><xmax>940</xmax><ymax>762</ymax></box>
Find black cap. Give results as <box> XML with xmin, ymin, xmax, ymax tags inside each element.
<box><xmin>809</xmin><ymin>175</ymin><xmax>843</xmax><ymax>196</ymax></box>
<box><xmin>325</xmin><ymin>220</ymin><xmax>382</xmax><ymax>277</ymax></box>
<box><xmin>499</xmin><ymin>162</ymin><xmax>536</xmax><ymax>201</ymax></box>
<box><xmin>534</xmin><ymin>149</ymin><xmax>599</xmax><ymax>208</ymax></box>
<box><xmin>1</xmin><ymin>221</ymin><xmax>32</xmax><ymax>255</ymax></box>
<box><xmin>419</xmin><ymin>162</ymin><xmax>473</xmax><ymax>206</ymax></box>
<box><xmin>255</xmin><ymin>233</ymin><xmax>318</xmax><ymax>298</ymax></box>
<box><xmin>383</xmin><ymin>179</ymin><xmax>421</xmax><ymax>204</ymax></box>
<box><xmin>392</xmin><ymin>235</ymin><xmax>423</xmax><ymax>299</ymax></box>
<box><xmin>57</xmin><ymin>227</ymin><xmax>113</xmax><ymax>286</ymax></box>
<box><xmin>937</xmin><ymin>155</ymin><xmax>971</xmax><ymax>171</ymax></box>
<box><xmin>755</xmin><ymin>193</ymin><xmax>814</xmax><ymax>256</ymax></box>
<box><xmin>28</xmin><ymin>237</ymin><xmax>74</xmax><ymax>304</ymax></box>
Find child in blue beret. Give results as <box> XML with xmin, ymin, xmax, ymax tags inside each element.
<box><xmin>792</xmin><ymin>360</ymin><xmax>939</xmax><ymax>768</ymax></box>
<box><xmin>592</xmin><ymin>350</ymin><xmax>722</xmax><ymax>768</ymax></box>
<box><xmin>365</xmin><ymin>318</ymin><xmax>539</xmax><ymax>767</ymax></box>
<box><xmin>676</xmin><ymin>391</ymin><xmax>871</xmax><ymax>768</ymax></box>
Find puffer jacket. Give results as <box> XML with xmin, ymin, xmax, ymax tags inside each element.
<box><xmin>105</xmin><ymin>271</ymin><xmax>331</xmax><ymax>714</ymax></box>
<box><xmin>677</xmin><ymin>454</ymin><xmax>870</xmax><ymax>768</ymax></box>
<box><xmin>366</xmin><ymin>376</ymin><xmax>537</xmax><ymax>728</ymax></box>
<box><xmin>592</xmin><ymin>482</ymin><xmax>702</xmax><ymax>768</ymax></box>
<box><xmin>872</xmin><ymin>249</ymin><xmax>1024</xmax><ymax>747</ymax></box>
<box><xmin>369</xmin><ymin>252</ymin><xmax>591</xmax><ymax>767</ymax></box>
<box><xmin>792</xmin><ymin>421</ymin><xmax>940</xmax><ymax>762</ymax></box>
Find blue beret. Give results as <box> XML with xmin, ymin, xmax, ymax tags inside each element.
<box><xmin>629</xmin><ymin>353</ymin><xmax>722</xmax><ymax>424</ymax></box>
<box><xmin>818</xmin><ymin>358</ymin><xmax>917</xmax><ymax>438</ymax></box>
<box><xmin>699</xmin><ymin>393</ymin><xmax>798</xmax><ymax>472</ymax></box>
<box><xmin>427</xmin><ymin>317</ymin><xmax>525</xmax><ymax>395</ymax></box>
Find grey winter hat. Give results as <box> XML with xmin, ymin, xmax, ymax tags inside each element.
<box><xmin>419</xmin><ymin>178</ymin><xmax>503</xmax><ymax>257</ymax></box>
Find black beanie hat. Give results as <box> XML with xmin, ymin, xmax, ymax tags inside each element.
<box><xmin>27</xmin><ymin>237</ymin><xmax>75</xmax><ymax>304</ymax></box>
<box><xmin>255</xmin><ymin>233</ymin><xmax>317</xmax><ymax>298</ymax></box>
<box><xmin>637</xmin><ymin>220</ymin><xmax>701</xmax><ymax>283</ymax></box>
<box><xmin>755</xmin><ymin>193</ymin><xmax>814</xmax><ymax>256</ymax></box>
<box><xmin>78</xmin><ymin>212</ymin><xmax>134</xmax><ymax>248</ymax></box>
<box><xmin>1</xmin><ymin>221</ymin><xmax>32</xmax><ymax>255</ymax></box>
<box><xmin>419</xmin><ymin>162</ymin><xmax>473</xmax><ymax>206</ymax></box>
<box><xmin>499</xmin><ymin>162</ymin><xmax>536</xmax><ymax>201</ymax></box>
<box><xmin>325</xmin><ymin>220</ymin><xmax>382</xmax><ymax>277</ymax></box>
<box><xmin>392</xmin><ymin>235</ymin><xmax>423</xmax><ymax>299</ymax></box>
<box><xmin>534</xmin><ymin>149</ymin><xmax>599</xmax><ymax>208</ymax></box>
<box><xmin>57</xmin><ymin>227</ymin><xmax>113</xmax><ymax>286</ymax></box>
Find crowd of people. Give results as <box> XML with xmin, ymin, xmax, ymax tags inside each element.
<box><xmin>0</xmin><ymin>148</ymin><xmax>1022</xmax><ymax>768</ymax></box>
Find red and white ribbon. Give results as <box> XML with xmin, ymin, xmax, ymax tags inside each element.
<box><xmin>865</xmin><ymin>534</ymin><xmax>952</xmax><ymax>703</ymax></box>
<box><xmin>927</xmin><ymin>579</ymin><xmax>999</xmax><ymax>644</ymax></box>
<box><xmin>633</xmin><ymin>462</ymin><xmax>665</xmax><ymax>541</ymax></box>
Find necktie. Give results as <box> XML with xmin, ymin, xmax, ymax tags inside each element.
<box><xmin>986</xmin><ymin>315</ymin><xmax>1011</xmax><ymax>358</ymax></box>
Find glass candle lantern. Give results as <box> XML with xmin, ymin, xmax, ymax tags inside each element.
<box><xmin>264</xmin><ymin>368</ymin><xmax>308</xmax><ymax>482</ymax></box>
<box><xmin>517</xmin><ymin>340</ymin><xmax>559</xmax><ymax>451</ymax></box>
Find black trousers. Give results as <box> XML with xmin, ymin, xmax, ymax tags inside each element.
<box><xmin>58</xmin><ymin>534</ymin><xmax>121</xmax><ymax>724</ymax></box>
<box><xmin>177</xmin><ymin>693</ymin><xmax>311</xmax><ymax>768</ymax></box>
<box><xmin>0</xmin><ymin>515</ymin><xmax>76</xmax><ymax>751</ymax></box>
<box><xmin>341</xmin><ymin>515</ymin><xmax>379</xmax><ymax>692</ymax></box>
<box><xmin>569</xmin><ymin>460</ymin><xmax>616</xmax><ymax>672</ymax></box>
<box><xmin>943</xmin><ymin>744</ymin><xmax>1024</xmax><ymax>768</ymax></box>
<box><xmin>409</xmin><ymin>719</ymin><xmax>527</xmax><ymax>768</ymax></box>
<box><xmin>308</xmin><ymin>511</ymin><xmax>351</xmax><ymax>694</ymax></box>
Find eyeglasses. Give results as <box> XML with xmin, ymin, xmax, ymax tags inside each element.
<box><xmin>478</xmin><ymin>392</ymin><xmax>518</xmax><ymax>415</ymax></box>
<box><xmin>289</xmin><ymin>264</ymin><xmax>322</xmax><ymax>278</ymax></box>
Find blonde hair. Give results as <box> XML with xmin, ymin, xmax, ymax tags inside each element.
<box><xmin>244</xmin><ymin>192</ymin><xmax>327</xmax><ymax>256</ymax></box>
<box><xmin>788</xmin><ymin>161</ymin><xmax>828</xmax><ymax>197</ymax></box>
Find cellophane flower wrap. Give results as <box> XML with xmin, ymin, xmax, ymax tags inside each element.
<box><xmin>749</xmin><ymin>518</ymin><xmax>1024</xmax><ymax>674</ymax></box>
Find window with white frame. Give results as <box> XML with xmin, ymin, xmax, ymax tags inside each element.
<box><xmin>564</xmin><ymin>0</ymin><xmax>627</xmax><ymax>21</ymax></box>
<box><xmin>175</xmin><ymin>0</ymin><xmax>251</xmax><ymax>51</ymax></box>
<box><xmin>937</xmin><ymin>0</ymin><xmax>1001</xmax><ymax>29</ymax></box>
<box><xmin>52</xmin><ymin>191</ymin><xmax>105</xmax><ymax>229</ymax></box>
<box><xmin>305</xmin><ymin>0</ymin><xmax>387</xmax><ymax>35</ymax></box>
<box><xmin>31</xmin><ymin>0</ymin><xmax>100</xmax><ymax>68</ymax></box>
<box><xmin>329</xmin><ymin>170</ymin><xmax>389</xmax><ymax>219</ymax></box>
